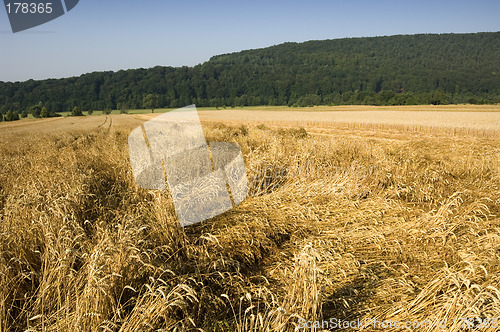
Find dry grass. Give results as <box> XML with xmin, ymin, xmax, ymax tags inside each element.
<box><xmin>196</xmin><ymin>108</ymin><xmax>500</xmax><ymax>135</ymax></box>
<box><xmin>0</xmin><ymin>110</ymin><xmax>499</xmax><ymax>331</ymax></box>
<box><xmin>232</xmin><ymin>105</ymin><xmax>500</xmax><ymax>113</ymax></box>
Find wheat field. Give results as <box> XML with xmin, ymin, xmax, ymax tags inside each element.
<box><xmin>1</xmin><ymin>107</ymin><xmax>499</xmax><ymax>331</ymax></box>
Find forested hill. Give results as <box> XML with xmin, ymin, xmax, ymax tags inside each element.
<box><xmin>1</xmin><ymin>32</ymin><xmax>499</xmax><ymax>114</ymax></box>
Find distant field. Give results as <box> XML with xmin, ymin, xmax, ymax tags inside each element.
<box><xmin>144</xmin><ymin>105</ymin><xmax>500</xmax><ymax>134</ymax></box>
<box><xmin>2</xmin><ymin>105</ymin><xmax>500</xmax><ymax>138</ymax></box>
<box><xmin>2</xmin><ymin>105</ymin><xmax>499</xmax><ymax>138</ymax></box>
<box><xmin>58</xmin><ymin>104</ymin><xmax>500</xmax><ymax>117</ymax></box>
<box><xmin>200</xmin><ymin>107</ymin><xmax>500</xmax><ymax>132</ymax></box>
<box><xmin>221</xmin><ymin>104</ymin><xmax>500</xmax><ymax>112</ymax></box>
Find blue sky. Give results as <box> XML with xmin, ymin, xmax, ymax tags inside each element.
<box><xmin>1</xmin><ymin>0</ymin><xmax>499</xmax><ymax>82</ymax></box>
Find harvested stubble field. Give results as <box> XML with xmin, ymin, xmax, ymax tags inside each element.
<box><xmin>0</xmin><ymin>106</ymin><xmax>499</xmax><ymax>331</ymax></box>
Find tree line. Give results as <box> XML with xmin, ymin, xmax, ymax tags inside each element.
<box><xmin>0</xmin><ymin>32</ymin><xmax>498</xmax><ymax>119</ymax></box>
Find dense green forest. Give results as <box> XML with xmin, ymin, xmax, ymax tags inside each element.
<box><xmin>0</xmin><ymin>32</ymin><xmax>499</xmax><ymax>117</ymax></box>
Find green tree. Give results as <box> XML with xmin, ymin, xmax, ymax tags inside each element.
<box><xmin>20</xmin><ymin>110</ymin><xmax>28</xmax><ymax>118</ymax></box>
<box><xmin>87</xmin><ymin>109</ymin><xmax>94</xmax><ymax>115</ymax></box>
<box><xmin>40</xmin><ymin>107</ymin><xmax>49</xmax><ymax>118</ymax></box>
<box><xmin>118</xmin><ymin>102</ymin><xmax>129</xmax><ymax>114</ymax></box>
<box><xmin>70</xmin><ymin>107</ymin><xmax>84</xmax><ymax>116</ymax></box>
<box><xmin>143</xmin><ymin>94</ymin><xmax>159</xmax><ymax>113</ymax></box>
<box><xmin>4</xmin><ymin>110</ymin><xmax>19</xmax><ymax>121</ymax></box>
<box><xmin>427</xmin><ymin>90</ymin><xmax>450</xmax><ymax>105</ymax></box>
<box><xmin>30</xmin><ymin>104</ymin><xmax>42</xmax><ymax>118</ymax></box>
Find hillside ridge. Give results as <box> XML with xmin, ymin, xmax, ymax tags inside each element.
<box><xmin>0</xmin><ymin>32</ymin><xmax>499</xmax><ymax>114</ymax></box>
